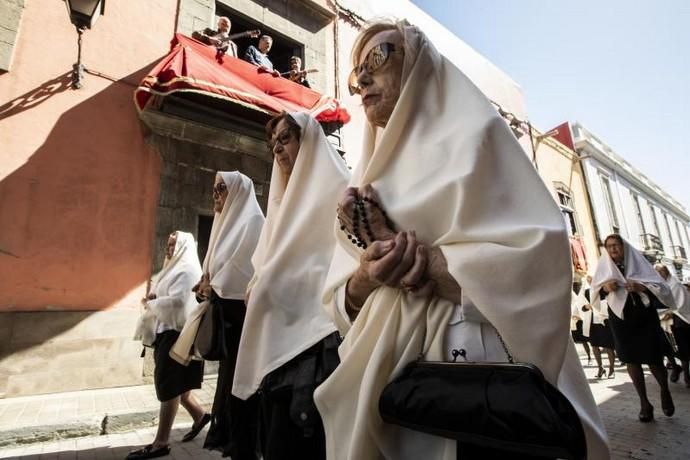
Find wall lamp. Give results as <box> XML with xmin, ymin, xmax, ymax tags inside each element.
<box><xmin>64</xmin><ymin>0</ymin><xmax>105</xmax><ymax>89</ymax></box>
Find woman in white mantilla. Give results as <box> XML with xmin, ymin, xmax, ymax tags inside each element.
<box><xmin>315</xmin><ymin>20</ymin><xmax>609</xmax><ymax>460</ymax></box>
<box><xmin>171</xmin><ymin>171</ymin><xmax>265</xmax><ymax>459</ymax></box>
<box><xmin>232</xmin><ymin>112</ymin><xmax>350</xmax><ymax>460</ymax></box>
<box><xmin>592</xmin><ymin>234</ymin><xmax>676</xmax><ymax>423</ymax></box>
<box><xmin>129</xmin><ymin>231</ymin><xmax>205</xmax><ymax>460</ymax></box>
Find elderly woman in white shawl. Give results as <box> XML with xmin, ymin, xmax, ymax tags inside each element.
<box><xmin>591</xmin><ymin>234</ymin><xmax>676</xmax><ymax>423</ymax></box>
<box><xmin>232</xmin><ymin>112</ymin><xmax>350</xmax><ymax>460</ymax></box>
<box><xmin>655</xmin><ymin>264</ymin><xmax>690</xmax><ymax>388</ymax></box>
<box><xmin>171</xmin><ymin>171</ymin><xmax>264</xmax><ymax>459</ymax></box>
<box><xmin>314</xmin><ymin>20</ymin><xmax>609</xmax><ymax>460</ymax></box>
<box><xmin>128</xmin><ymin>231</ymin><xmax>205</xmax><ymax>460</ymax></box>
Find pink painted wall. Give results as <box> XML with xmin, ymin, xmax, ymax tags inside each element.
<box><xmin>0</xmin><ymin>1</ymin><xmax>178</xmax><ymax>311</ymax></box>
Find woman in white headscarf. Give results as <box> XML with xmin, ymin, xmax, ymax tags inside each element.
<box><xmin>592</xmin><ymin>234</ymin><xmax>676</xmax><ymax>422</ymax></box>
<box><xmin>128</xmin><ymin>231</ymin><xmax>205</xmax><ymax>460</ymax></box>
<box><xmin>232</xmin><ymin>112</ymin><xmax>350</xmax><ymax>460</ymax></box>
<box><xmin>574</xmin><ymin>276</ymin><xmax>616</xmax><ymax>379</ymax></box>
<box><xmin>170</xmin><ymin>171</ymin><xmax>264</xmax><ymax>459</ymax></box>
<box><xmin>655</xmin><ymin>264</ymin><xmax>690</xmax><ymax>387</ymax></box>
<box><xmin>571</xmin><ymin>284</ymin><xmax>593</xmax><ymax>365</ymax></box>
<box><xmin>315</xmin><ymin>20</ymin><xmax>609</xmax><ymax>460</ymax></box>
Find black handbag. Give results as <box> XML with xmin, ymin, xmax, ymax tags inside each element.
<box><xmin>378</xmin><ymin>329</ymin><xmax>587</xmax><ymax>460</ymax></box>
<box><xmin>194</xmin><ymin>299</ymin><xmax>227</xmax><ymax>361</ymax></box>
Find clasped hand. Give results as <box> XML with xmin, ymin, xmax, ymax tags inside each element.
<box><xmin>337</xmin><ymin>185</ymin><xmax>434</xmax><ymax>298</ymax></box>
<box><xmin>192</xmin><ymin>273</ymin><xmax>213</xmax><ymax>300</ymax></box>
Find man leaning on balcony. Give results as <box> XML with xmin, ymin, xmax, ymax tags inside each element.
<box><xmin>244</xmin><ymin>35</ymin><xmax>280</xmax><ymax>77</ymax></box>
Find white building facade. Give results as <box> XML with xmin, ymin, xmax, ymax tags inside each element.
<box><xmin>571</xmin><ymin>123</ymin><xmax>690</xmax><ymax>279</ymax></box>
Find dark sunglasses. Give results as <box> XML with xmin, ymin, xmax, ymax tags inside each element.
<box><xmin>267</xmin><ymin>128</ymin><xmax>294</xmax><ymax>151</ymax></box>
<box><xmin>348</xmin><ymin>42</ymin><xmax>398</xmax><ymax>96</ymax></box>
<box><xmin>213</xmin><ymin>182</ymin><xmax>227</xmax><ymax>195</ymax></box>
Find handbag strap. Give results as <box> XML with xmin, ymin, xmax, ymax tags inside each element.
<box><xmin>494</xmin><ymin>327</ymin><xmax>514</xmax><ymax>364</ymax></box>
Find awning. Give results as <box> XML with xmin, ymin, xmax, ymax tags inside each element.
<box><xmin>134</xmin><ymin>34</ymin><xmax>350</xmax><ymax>125</ymax></box>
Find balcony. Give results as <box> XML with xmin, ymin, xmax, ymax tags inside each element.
<box><xmin>640</xmin><ymin>233</ymin><xmax>664</xmax><ymax>255</ymax></box>
<box><xmin>672</xmin><ymin>245</ymin><xmax>687</xmax><ymax>263</ymax></box>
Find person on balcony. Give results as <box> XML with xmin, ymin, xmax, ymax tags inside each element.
<box><xmin>592</xmin><ymin>234</ymin><xmax>676</xmax><ymax>422</ymax></box>
<box><xmin>287</xmin><ymin>56</ymin><xmax>311</xmax><ymax>88</ymax></box>
<box><xmin>192</xmin><ymin>16</ymin><xmax>238</xmax><ymax>57</ymax></box>
<box><xmin>244</xmin><ymin>35</ymin><xmax>280</xmax><ymax>76</ymax></box>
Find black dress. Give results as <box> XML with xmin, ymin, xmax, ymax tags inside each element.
<box><xmin>258</xmin><ymin>332</ymin><xmax>340</xmax><ymax>460</ymax></box>
<box><xmin>607</xmin><ymin>290</ymin><xmax>668</xmax><ymax>366</ymax></box>
<box><xmin>153</xmin><ymin>330</ymin><xmax>204</xmax><ymax>402</ymax></box>
<box><xmin>203</xmin><ymin>295</ymin><xmax>259</xmax><ymax>459</ymax></box>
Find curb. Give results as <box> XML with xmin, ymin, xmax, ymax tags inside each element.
<box><xmin>0</xmin><ymin>409</ymin><xmax>199</xmax><ymax>449</ymax></box>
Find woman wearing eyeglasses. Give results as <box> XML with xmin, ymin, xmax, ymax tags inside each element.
<box><xmin>314</xmin><ymin>20</ymin><xmax>609</xmax><ymax>460</ymax></box>
<box><xmin>170</xmin><ymin>171</ymin><xmax>264</xmax><ymax>459</ymax></box>
<box><xmin>232</xmin><ymin>112</ymin><xmax>350</xmax><ymax>460</ymax></box>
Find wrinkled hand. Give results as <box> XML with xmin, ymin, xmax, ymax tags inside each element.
<box><xmin>603</xmin><ymin>280</ymin><xmax>618</xmax><ymax>293</ymax></box>
<box><xmin>661</xmin><ymin>312</ymin><xmax>674</xmax><ymax>321</ymax></box>
<box><xmin>193</xmin><ymin>273</ymin><xmax>213</xmax><ymax>300</ymax></box>
<box><xmin>350</xmin><ymin>232</ymin><xmax>434</xmax><ymax>297</ymax></box>
<box><xmin>337</xmin><ymin>185</ymin><xmax>395</xmax><ymax>245</ymax></box>
<box><xmin>624</xmin><ymin>281</ymin><xmax>645</xmax><ymax>293</ymax></box>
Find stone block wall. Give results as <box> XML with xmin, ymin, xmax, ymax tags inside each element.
<box><xmin>0</xmin><ymin>0</ymin><xmax>24</xmax><ymax>72</ymax></box>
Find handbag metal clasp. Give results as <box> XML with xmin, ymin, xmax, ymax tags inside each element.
<box><xmin>450</xmin><ymin>348</ymin><xmax>467</xmax><ymax>363</ymax></box>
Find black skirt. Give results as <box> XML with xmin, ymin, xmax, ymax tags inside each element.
<box><xmin>153</xmin><ymin>330</ymin><xmax>204</xmax><ymax>402</ymax></box>
<box><xmin>571</xmin><ymin>320</ymin><xmax>587</xmax><ymax>343</ymax></box>
<box><xmin>204</xmin><ymin>297</ymin><xmax>259</xmax><ymax>459</ymax></box>
<box><xmin>607</xmin><ymin>293</ymin><xmax>667</xmax><ymax>366</ymax></box>
<box><xmin>588</xmin><ymin>318</ymin><xmax>615</xmax><ymax>349</ymax></box>
<box><xmin>258</xmin><ymin>332</ymin><xmax>341</xmax><ymax>460</ymax></box>
<box><xmin>672</xmin><ymin>315</ymin><xmax>690</xmax><ymax>361</ymax></box>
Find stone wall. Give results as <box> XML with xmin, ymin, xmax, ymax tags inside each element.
<box><xmin>0</xmin><ymin>0</ymin><xmax>24</xmax><ymax>72</ymax></box>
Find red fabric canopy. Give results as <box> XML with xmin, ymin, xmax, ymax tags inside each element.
<box><xmin>134</xmin><ymin>34</ymin><xmax>350</xmax><ymax>124</ymax></box>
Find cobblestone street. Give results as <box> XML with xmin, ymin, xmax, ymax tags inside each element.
<box><xmin>1</xmin><ymin>355</ymin><xmax>689</xmax><ymax>460</ymax></box>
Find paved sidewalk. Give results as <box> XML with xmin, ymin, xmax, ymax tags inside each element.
<box><xmin>1</xmin><ymin>357</ymin><xmax>690</xmax><ymax>459</ymax></box>
<box><xmin>0</xmin><ymin>377</ymin><xmax>218</xmax><ymax>448</ymax></box>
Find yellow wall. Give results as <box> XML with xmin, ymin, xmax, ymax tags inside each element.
<box><xmin>534</xmin><ymin>137</ymin><xmax>600</xmax><ymax>278</ymax></box>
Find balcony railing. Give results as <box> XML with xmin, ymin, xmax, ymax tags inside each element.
<box><xmin>640</xmin><ymin>233</ymin><xmax>664</xmax><ymax>255</ymax></box>
<box><xmin>672</xmin><ymin>245</ymin><xmax>687</xmax><ymax>263</ymax></box>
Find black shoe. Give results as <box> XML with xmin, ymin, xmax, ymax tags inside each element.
<box><xmin>670</xmin><ymin>365</ymin><xmax>681</xmax><ymax>383</ymax></box>
<box><xmin>182</xmin><ymin>413</ymin><xmax>211</xmax><ymax>443</ymax></box>
<box><xmin>125</xmin><ymin>444</ymin><xmax>170</xmax><ymax>460</ymax></box>
<box><xmin>661</xmin><ymin>389</ymin><xmax>675</xmax><ymax>417</ymax></box>
<box><xmin>638</xmin><ymin>405</ymin><xmax>654</xmax><ymax>423</ymax></box>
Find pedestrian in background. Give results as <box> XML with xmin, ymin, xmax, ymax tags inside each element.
<box><xmin>128</xmin><ymin>231</ymin><xmax>205</xmax><ymax>460</ymax></box>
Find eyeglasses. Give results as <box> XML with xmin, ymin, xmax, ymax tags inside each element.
<box><xmin>348</xmin><ymin>42</ymin><xmax>397</xmax><ymax>96</ymax></box>
<box><xmin>267</xmin><ymin>129</ymin><xmax>293</xmax><ymax>151</ymax></box>
<box><xmin>213</xmin><ymin>182</ymin><xmax>227</xmax><ymax>196</ymax></box>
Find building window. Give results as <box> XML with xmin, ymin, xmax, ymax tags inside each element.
<box><xmin>631</xmin><ymin>192</ymin><xmax>646</xmax><ymax>237</ymax></box>
<box><xmin>649</xmin><ymin>203</ymin><xmax>661</xmax><ymax>237</ymax></box>
<box><xmin>215</xmin><ymin>2</ymin><xmax>304</xmax><ymax>74</ymax></box>
<box><xmin>599</xmin><ymin>174</ymin><xmax>620</xmax><ymax>234</ymax></box>
<box><xmin>555</xmin><ymin>186</ymin><xmax>578</xmax><ymax>237</ymax></box>
<box><xmin>664</xmin><ymin>213</ymin><xmax>677</xmax><ymax>246</ymax></box>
